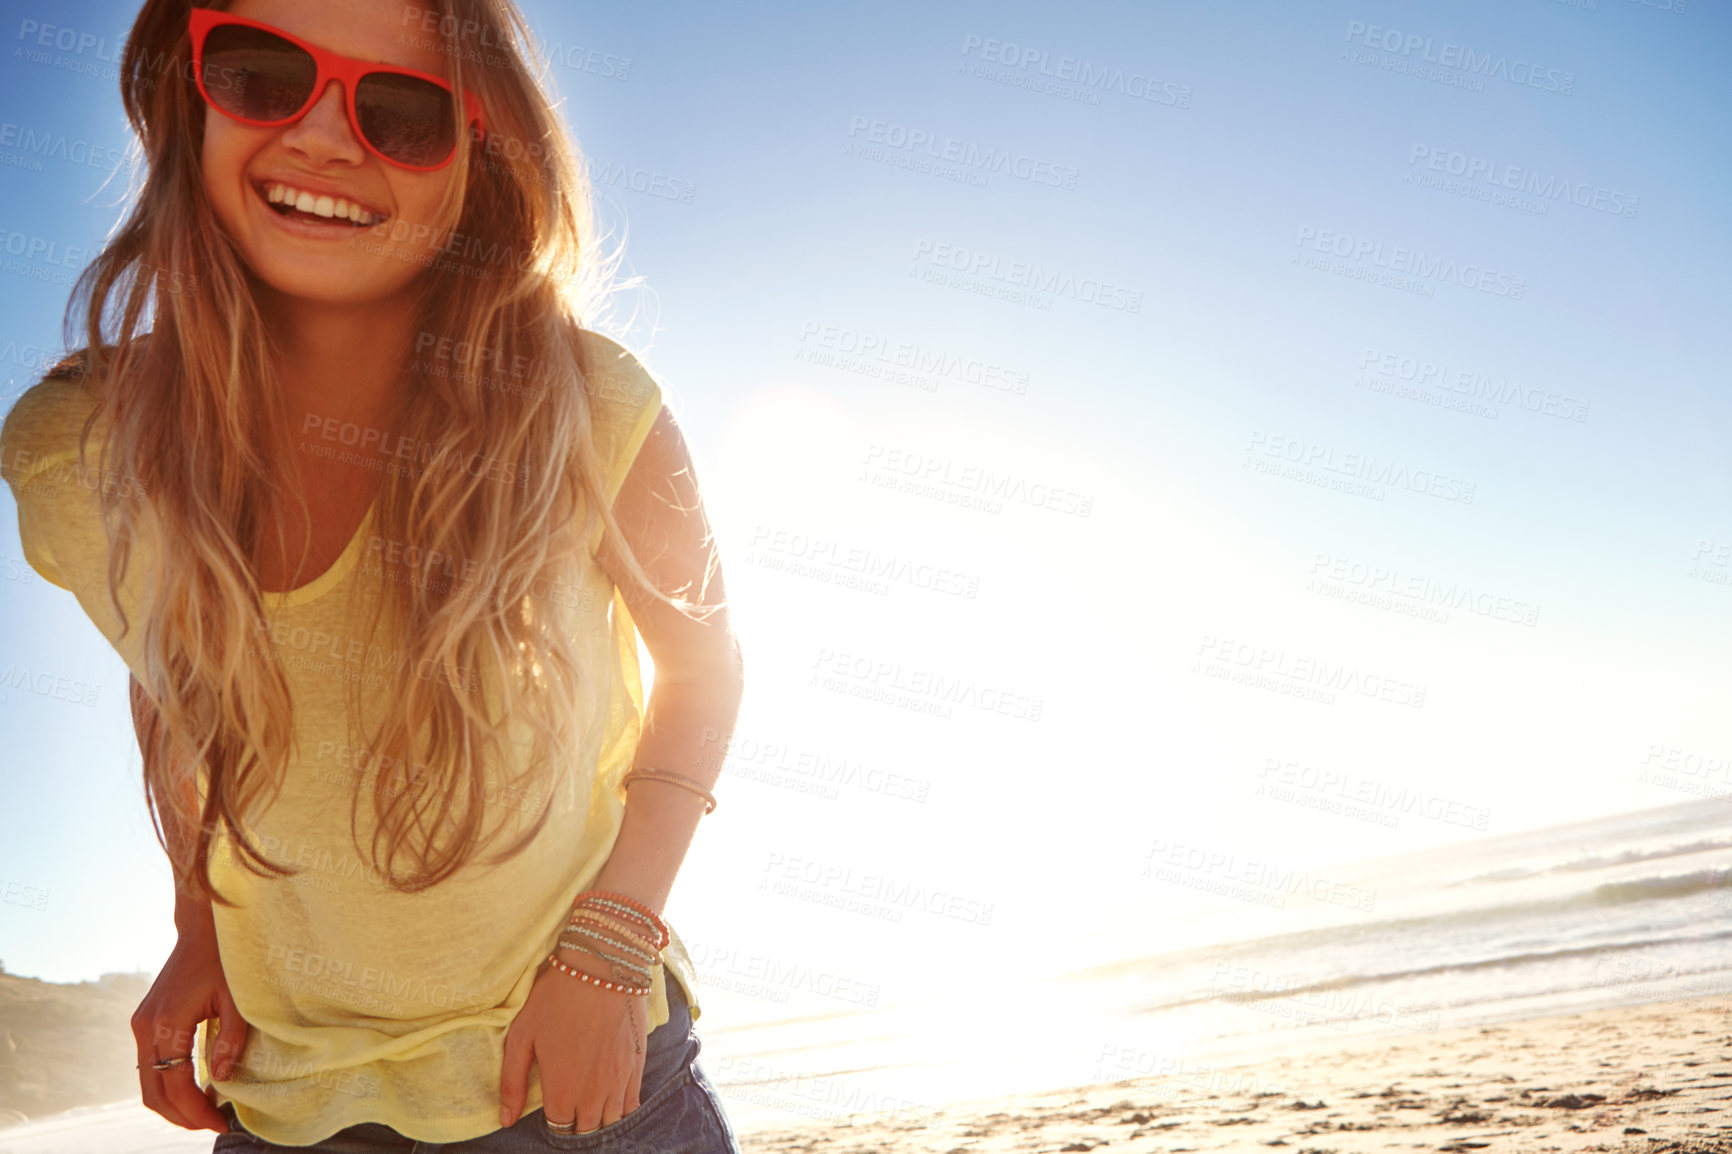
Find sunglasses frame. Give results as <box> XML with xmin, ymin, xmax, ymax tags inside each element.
<box><xmin>189</xmin><ymin>8</ymin><xmax>486</xmax><ymax>172</ymax></box>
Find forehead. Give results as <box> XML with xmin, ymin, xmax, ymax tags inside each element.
<box><xmin>222</xmin><ymin>0</ymin><xmax>452</xmax><ymax>79</ymax></box>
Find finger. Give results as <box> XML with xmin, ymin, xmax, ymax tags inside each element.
<box><xmin>153</xmin><ymin>1018</ymin><xmax>228</xmax><ymax>1133</ymax></box>
<box><xmin>498</xmin><ymin>1021</ymin><xmax>533</xmax><ymax>1130</ymax></box>
<box><xmin>134</xmin><ymin>1016</ymin><xmax>194</xmax><ymax>1130</ymax></box>
<box><xmin>592</xmin><ymin>1040</ymin><xmax>634</xmax><ymax>1130</ymax></box>
<box><xmin>148</xmin><ymin>1018</ymin><xmax>206</xmax><ymax>1122</ymax></box>
<box><xmin>539</xmin><ymin>1037</ymin><xmax>583</xmax><ymax>1131</ymax></box>
<box><xmin>160</xmin><ymin>1061</ymin><xmax>231</xmax><ymax>1133</ymax></box>
<box><xmin>576</xmin><ymin>1083</ymin><xmax>608</xmax><ymax>1134</ymax></box>
<box><xmin>211</xmin><ymin>986</ymin><xmax>251</xmax><ymax>1081</ymax></box>
<box><xmin>625</xmin><ymin>1047</ymin><xmax>644</xmax><ymax>1115</ymax></box>
<box><xmin>601</xmin><ymin>1075</ymin><xmax>628</xmax><ymax>1129</ymax></box>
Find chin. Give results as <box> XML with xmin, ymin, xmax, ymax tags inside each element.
<box><xmin>213</xmin><ymin>180</ymin><xmax>428</xmax><ymax>307</ymax></box>
<box><xmin>243</xmin><ymin>247</ymin><xmax>424</xmax><ymax>308</ymax></box>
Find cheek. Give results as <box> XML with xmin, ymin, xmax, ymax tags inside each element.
<box><xmin>201</xmin><ymin>119</ymin><xmax>255</xmax><ymax>228</ymax></box>
<box><xmin>390</xmin><ymin>169</ymin><xmax>463</xmax><ymax>229</ymax></box>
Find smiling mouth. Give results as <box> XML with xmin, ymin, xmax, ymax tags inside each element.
<box><xmin>255</xmin><ymin>180</ymin><xmax>387</xmax><ymax>228</ymax></box>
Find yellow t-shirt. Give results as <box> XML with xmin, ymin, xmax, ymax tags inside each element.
<box><xmin>0</xmin><ymin>329</ymin><xmax>703</xmax><ymax>1145</ymax></box>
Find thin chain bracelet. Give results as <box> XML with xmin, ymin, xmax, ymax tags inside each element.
<box><xmin>549</xmin><ymin>896</ymin><xmax>663</xmax><ymax>1053</ymax></box>
<box><xmin>552</xmin><ymin>933</ymin><xmax>656</xmax><ymax>998</ymax></box>
<box><xmin>605</xmin><ymin>955</ymin><xmax>645</xmax><ymax>1055</ymax></box>
<box><xmin>556</xmin><ymin>940</ymin><xmax>656</xmax><ymax>984</ymax></box>
<box><xmin>556</xmin><ymin>928</ymin><xmax>656</xmax><ymax>987</ymax></box>
<box><xmin>561</xmin><ymin>918</ymin><xmax>660</xmax><ymax>965</ymax></box>
<box><xmin>556</xmin><ymin>926</ymin><xmax>657</xmax><ymax>980</ymax></box>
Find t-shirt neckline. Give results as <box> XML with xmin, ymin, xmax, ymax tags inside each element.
<box><xmin>261</xmin><ymin>499</ymin><xmax>378</xmax><ymax>610</ymax></box>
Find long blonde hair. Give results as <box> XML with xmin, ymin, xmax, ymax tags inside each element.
<box><xmin>62</xmin><ymin>0</ymin><xmax>696</xmax><ymax>903</ymax></box>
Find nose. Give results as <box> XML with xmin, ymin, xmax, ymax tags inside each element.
<box><xmin>278</xmin><ymin>79</ymin><xmax>365</xmax><ymax>165</ymax></box>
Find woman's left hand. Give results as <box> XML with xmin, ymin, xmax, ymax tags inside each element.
<box><xmin>498</xmin><ymin>949</ymin><xmax>651</xmax><ymax>1132</ymax></box>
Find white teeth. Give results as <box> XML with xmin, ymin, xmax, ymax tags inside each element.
<box><xmin>260</xmin><ymin>182</ymin><xmax>380</xmax><ymax>225</ymax></box>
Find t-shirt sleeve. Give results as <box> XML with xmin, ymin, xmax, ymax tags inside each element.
<box><xmin>12</xmin><ymin>481</ymin><xmax>72</xmax><ymax>591</ymax></box>
<box><xmin>579</xmin><ymin>330</ymin><xmax>665</xmax><ymax>507</ymax></box>
<box><xmin>0</xmin><ymin>378</ymin><xmax>93</xmax><ymax>593</ymax></box>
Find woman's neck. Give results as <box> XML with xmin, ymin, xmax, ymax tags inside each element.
<box><xmin>260</xmin><ymin>286</ymin><xmax>421</xmax><ymax>435</ymax></box>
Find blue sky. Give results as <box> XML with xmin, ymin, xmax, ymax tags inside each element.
<box><xmin>0</xmin><ymin>0</ymin><xmax>1727</xmax><ymax>1008</ymax></box>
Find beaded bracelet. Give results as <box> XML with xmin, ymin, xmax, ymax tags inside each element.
<box><xmin>566</xmin><ymin>905</ymin><xmax>659</xmax><ymax>946</ymax></box>
<box><xmin>548</xmin><ymin>891</ymin><xmax>669</xmax><ymax>993</ymax></box>
<box><xmin>553</xmin><ymin>919</ymin><xmax>657</xmax><ymax>978</ymax></box>
<box><xmin>560</xmin><ymin>919</ymin><xmax>660</xmax><ymax>967</ymax></box>
<box><xmin>560</xmin><ymin>921</ymin><xmax>656</xmax><ymax>962</ymax></box>
<box><xmin>562</xmin><ymin>909</ymin><xmax>647</xmax><ymax>946</ymax></box>
<box><xmin>555</xmin><ymin>892</ymin><xmax>664</xmax><ymax>971</ymax></box>
<box><xmin>544</xmin><ymin>952</ymin><xmax>652</xmax><ymax>995</ymax></box>
<box><xmin>573</xmin><ymin>891</ymin><xmax>670</xmax><ymax>951</ymax></box>
<box><xmin>559</xmin><ymin>916</ymin><xmax>660</xmax><ymax>964</ymax></box>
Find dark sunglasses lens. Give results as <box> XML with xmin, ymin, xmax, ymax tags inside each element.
<box><xmin>200</xmin><ymin>25</ymin><xmax>317</xmax><ymax>122</ymax></box>
<box><xmin>356</xmin><ymin>72</ymin><xmax>457</xmax><ymax>167</ymax></box>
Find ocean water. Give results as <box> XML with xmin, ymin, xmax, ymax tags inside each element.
<box><xmin>700</xmin><ymin>796</ymin><xmax>1732</xmax><ymax>1132</ymax></box>
<box><xmin>6</xmin><ymin>797</ymin><xmax>1729</xmax><ymax>1148</ymax></box>
<box><xmin>1080</xmin><ymin>795</ymin><xmax>1732</xmax><ymax>1069</ymax></box>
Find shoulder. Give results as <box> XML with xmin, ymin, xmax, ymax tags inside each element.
<box><xmin>573</xmin><ymin>328</ymin><xmax>663</xmax><ymax>419</ymax></box>
<box><xmin>0</xmin><ymin>353</ymin><xmax>111</xmax><ymax>594</ymax></box>
<box><xmin>571</xmin><ymin>330</ymin><xmax>669</xmax><ymax>504</ymax></box>
<box><xmin>0</xmin><ymin>353</ymin><xmax>105</xmax><ymax>493</ymax></box>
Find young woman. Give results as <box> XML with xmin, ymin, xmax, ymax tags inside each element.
<box><xmin>0</xmin><ymin>0</ymin><xmax>745</xmax><ymax>1149</ymax></box>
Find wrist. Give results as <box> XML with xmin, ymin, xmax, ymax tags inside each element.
<box><xmin>552</xmin><ymin>942</ymin><xmax>650</xmax><ymax>986</ymax></box>
<box><xmin>553</xmin><ymin>941</ymin><xmax>609</xmax><ymax>967</ymax></box>
<box><xmin>174</xmin><ymin>891</ymin><xmax>216</xmax><ymax>940</ymax></box>
<box><xmin>564</xmin><ymin>908</ymin><xmax>641</xmax><ymax>940</ymax></box>
<box><xmin>555</xmin><ymin>915</ymin><xmax>663</xmax><ymax>978</ymax></box>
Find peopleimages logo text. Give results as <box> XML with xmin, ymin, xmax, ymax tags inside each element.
<box><xmin>16</xmin><ymin>19</ymin><xmax>125</xmax><ymax>61</ymax></box>
<box><xmin>1409</xmin><ymin>146</ymin><xmax>1636</xmax><ymax>218</ymax></box>
<box><xmin>1343</xmin><ymin>21</ymin><xmax>1574</xmax><ymax>94</ymax></box>
<box><xmin>1295</xmin><ymin>226</ymin><xmax>1525</xmax><ymax>299</ymax></box>
<box><xmin>959</xmin><ymin>35</ymin><xmax>1192</xmax><ymax>107</ymax></box>
<box><xmin>911</xmin><ymin>240</ymin><xmax>1142</xmax><ymax>312</ymax></box>
<box><xmin>847</xmin><ymin>116</ymin><xmax>1078</xmax><ymax>189</ymax></box>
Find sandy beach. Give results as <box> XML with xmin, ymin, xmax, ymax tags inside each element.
<box><xmin>740</xmin><ymin>994</ymin><xmax>1732</xmax><ymax>1154</ymax></box>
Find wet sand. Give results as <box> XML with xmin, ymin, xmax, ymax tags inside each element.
<box><xmin>741</xmin><ymin>994</ymin><xmax>1732</xmax><ymax>1154</ymax></box>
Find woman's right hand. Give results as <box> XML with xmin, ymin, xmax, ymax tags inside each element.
<box><xmin>130</xmin><ymin>916</ymin><xmax>249</xmax><ymax>1133</ymax></box>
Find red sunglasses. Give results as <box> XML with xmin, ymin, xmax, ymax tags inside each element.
<box><xmin>189</xmin><ymin>8</ymin><xmax>486</xmax><ymax>172</ymax></box>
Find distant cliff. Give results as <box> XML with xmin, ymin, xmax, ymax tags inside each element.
<box><xmin>0</xmin><ymin>967</ymin><xmax>154</xmax><ymax>1126</ymax></box>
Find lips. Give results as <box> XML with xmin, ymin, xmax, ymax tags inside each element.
<box><xmin>254</xmin><ymin>179</ymin><xmax>389</xmax><ymax>227</ymax></box>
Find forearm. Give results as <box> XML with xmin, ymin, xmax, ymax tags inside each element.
<box><xmin>587</xmin><ymin>671</ymin><xmax>742</xmax><ymax>918</ymax></box>
<box><xmin>131</xmin><ymin>674</ymin><xmax>215</xmax><ymax>938</ymax></box>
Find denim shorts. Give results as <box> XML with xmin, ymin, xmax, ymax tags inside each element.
<box><xmin>214</xmin><ymin>966</ymin><xmax>740</xmax><ymax>1153</ymax></box>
